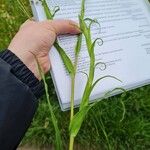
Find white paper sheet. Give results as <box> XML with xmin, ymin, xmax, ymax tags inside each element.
<box><xmin>30</xmin><ymin>0</ymin><xmax>150</xmax><ymax>110</ymax></box>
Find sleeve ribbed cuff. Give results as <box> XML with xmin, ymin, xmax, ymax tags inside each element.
<box><xmin>0</xmin><ymin>49</ymin><xmax>44</xmax><ymax>99</ymax></box>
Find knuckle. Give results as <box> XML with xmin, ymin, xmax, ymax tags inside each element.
<box><xmin>42</xmin><ymin>22</ymin><xmax>57</xmax><ymax>36</ymax></box>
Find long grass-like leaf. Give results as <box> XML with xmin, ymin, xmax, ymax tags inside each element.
<box><xmin>104</xmin><ymin>88</ymin><xmax>126</xmax><ymax>98</ymax></box>
<box><xmin>42</xmin><ymin>0</ymin><xmax>74</xmax><ymax>75</ymax></box>
<box><xmin>79</xmin><ymin>15</ymin><xmax>89</xmax><ymax>38</ymax></box>
<box><xmin>80</xmin><ymin>76</ymin><xmax>122</xmax><ymax>110</ymax></box>
<box><xmin>91</xmin><ymin>75</ymin><xmax>122</xmax><ymax>92</ymax></box>
<box><xmin>33</xmin><ymin>54</ymin><xmax>62</xmax><ymax>150</ymax></box>
<box><xmin>120</xmin><ymin>99</ymin><xmax>126</xmax><ymax>122</ymax></box>
<box><xmin>16</xmin><ymin>1</ymin><xmax>64</xmax><ymax>149</ymax></box>
<box><xmin>103</xmin><ymin>88</ymin><xmax>126</xmax><ymax>123</ymax></box>
<box><xmin>91</xmin><ymin>108</ymin><xmax>112</xmax><ymax>150</ymax></box>
<box><xmin>75</xmin><ymin>34</ymin><xmax>82</xmax><ymax>56</ymax></box>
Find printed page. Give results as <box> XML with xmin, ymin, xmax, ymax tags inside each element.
<box><xmin>32</xmin><ymin>0</ymin><xmax>150</xmax><ymax>106</ymax></box>
<box><xmin>47</xmin><ymin>0</ymin><xmax>150</xmax><ymax>105</ymax></box>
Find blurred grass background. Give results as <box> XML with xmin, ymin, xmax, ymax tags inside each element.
<box><xmin>0</xmin><ymin>0</ymin><xmax>150</xmax><ymax>149</ymax></box>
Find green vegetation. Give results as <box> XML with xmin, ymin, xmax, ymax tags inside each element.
<box><xmin>0</xmin><ymin>0</ymin><xmax>150</xmax><ymax>149</ymax></box>
<box><xmin>41</xmin><ymin>1</ymin><xmax>123</xmax><ymax>149</ymax></box>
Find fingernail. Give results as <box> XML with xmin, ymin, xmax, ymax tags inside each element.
<box><xmin>69</xmin><ymin>22</ymin><xmax>81</xmax><ymax>33</ymax></box>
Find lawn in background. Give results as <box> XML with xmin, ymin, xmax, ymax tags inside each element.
<box><xmin>0</xmin><ymin>0</ymin><xmax>150</xmax><ymax>149</ymax></box>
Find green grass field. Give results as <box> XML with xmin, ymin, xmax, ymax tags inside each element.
<box><xmin>1</xmin><ymin>0</ymin><xmax>150</xmax><ymax>149</ymax></box>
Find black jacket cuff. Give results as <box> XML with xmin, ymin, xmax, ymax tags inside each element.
<box><xmin>0</xmin><ymin>49</ymin><xmax>44</xmax><ymax>99</ymax></box>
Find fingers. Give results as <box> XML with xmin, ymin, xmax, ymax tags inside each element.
<box><xmin>20</xmin><ymin>19</ymin><xmax>36</xmax><ymax>29</ymax></box>
<box><xmin>24</xmin><ymin>19</ymin><xmax>36</xmax><ymax>24</ymax></box>
<box><xmin>25</xmin><ymin>17</ymin><xmax>36</xmax><ymax>22</ymax></box>
<box><xmin>21</xmin><ymin>19</ymin><xmax>81</xmax><ymax>35</ymax></box>
<box><xmin>40</xmin><ymin>20</ymin><xmax>81</xmax><ymax>35</ymax></box>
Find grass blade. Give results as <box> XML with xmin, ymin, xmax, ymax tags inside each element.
<box><xmin>33</xmin><ymin>54</ymin><xmax>62</xmax><ymax>150</ymax></box>
<box><xmin>16</xmin><ymin>0</ymin><xmax>31</xmax><ymax>19</ymax></box>
<box><xmin>75</xmin><ymin>34</ymin><xmax>82</xmax><ymax>56</ymax></box>
<box><xmin>91</xmin><ymin>75</ymin><xmax>122</xmax><ymax>92</ymax></box>
<box><xmin>41</xmin><ymin>0</ymin><xmax>75</xmax><ymax>75</ymax></box>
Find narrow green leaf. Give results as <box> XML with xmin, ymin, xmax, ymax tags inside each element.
<box><xmin>104</xmin><ymin>87</ymin><xmax>126</xmax><ymax>98</ymax></box>
<box><xmin>75</xmin><ymin>34</ymin><xmax>82</xmax><ymax>56</ymax></box>
<box><xmin>41</xmin><ymin>1</ymin><xmax>74</xmax><ymax>75</ymax></box>
<box><xmin>77</xmin><ymin>87</ymin><xmax>126</xmax><ymax>139</ymax></box>
<box><xmin>69</xmin><ymin>104</ymin><xmax>95</xmax><ymax>137</ymax></box>
<box><xmin>80</xmin><ymin>81</ymin><xmax>92</xmax><ymax>110</ymax></box>
<box><xmin>33</xmin><ymin>54</ymin><xmax>62</xmax><ymax>150</ymax></box>
<box><xmin>79</xmin><ymin>15</ymin><xmax>92</xmax><ymax>52</ymax></box>
<box><xmin>54</xmin><ymin>42</ymin><xmax>75</xmax><ymax>75</ymax></box>
<box><xmin>51</xmin><ymin>111</ymin><xmax>62</xmax><ymax>150</ymax></box>
<box><xmin>103</xmin><ymin>87</ymin><xmax>126</xmax><ymax>123</ymax></box>
<box><xmin>91</xmin><ymin>75</ymin><xmax>122</xmax><ymax>92</ymax></box>
<box><xmin>120</xmin><ymin>99</ymin><xmax>126</xmax><ymax>122</ymax></box>
<box><xmin>79</xmin><ymin>0</ymin><xmax>97</xmax><ymax>111</ymax></box>
<box><xmin>79</xmin><ymin>15</ymin><xmax>88</xmax><ymax>36</ymax></box>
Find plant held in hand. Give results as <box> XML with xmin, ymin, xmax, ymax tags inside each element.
<box><xmin>17</xmin><ymin>0</ymin><xmax>125</xmax><ymax>150</ymax></box>
<box><xmin>41</xmin><ymin>0</ymin><xmax>123</xmax><ymax>150</ymax></box>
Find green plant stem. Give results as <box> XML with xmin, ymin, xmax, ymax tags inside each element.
<box><xmin>70</xmin><ymin>74</ymin><xmax>75</xmax><ymax>121</ymax></box>
<box><xmin>42</xmin><ymin>1</ymin><xmax>78</xmax><ymax>149</ymax></box>
<box><xmin>80</xmin><ymin>38</ymin><xmax>95</xmax><ymax>109</ymax></box>
<box><xmin>69</xmin><ymin>135</ymin><xmax>74</xmax><ymax>150</ymax></box>
<box><xmin>43</xmin><ymin>74</ymin><xmax>62</xmax><ymax>150</ymax></box>
<box><xmin>42</xmin><ymin>0</ymin><xmax>53</xmax><ymax>19</ymax></box>
<box><xmin>69</xmin><ymin>53</ymin><xmax>79</xmax><ymax>150</ymax></box>
<box><xmin>70</xmin><ymin>56</ymin><xmax>78</xmax><ymax>121</ymax></box>
<box><xmin>33</xmin><ymin>55</ymin><xmax>62</xmax><ymax>150</ymax></box>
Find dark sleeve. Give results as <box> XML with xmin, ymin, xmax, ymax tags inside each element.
<box><xmin>0</xmin><ymin>50</ymin><xmax>44</xmax><ymax>150</ymax></box>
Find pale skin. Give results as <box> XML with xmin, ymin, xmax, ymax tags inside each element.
<box><xmin>8</xmin><ymin>19</ymin><xmax>80</xmax><ymax>80</ymax></box>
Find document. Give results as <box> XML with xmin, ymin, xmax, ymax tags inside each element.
<box><xmin>31</xmin><ymin>0</ymin><xmax>150</xmax><ymax>110</ymax></box>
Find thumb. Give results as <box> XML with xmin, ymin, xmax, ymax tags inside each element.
<box><xmin>41</xmin><ymin>20</ymin><xmax>81</xmax><ymax>35</ymax></box>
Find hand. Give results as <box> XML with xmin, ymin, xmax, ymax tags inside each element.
<box><xmin>8</xmin><ymin>19</ymin><xmax>80</xmax><ymax>80</ymax></box>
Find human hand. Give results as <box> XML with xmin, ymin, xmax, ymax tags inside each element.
<box><xmin>8</xmin><ymin>19</ymin><xmax>80</xmax><ymax>80</ymax></box>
